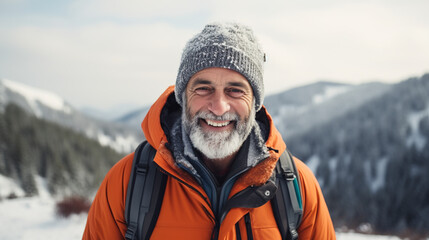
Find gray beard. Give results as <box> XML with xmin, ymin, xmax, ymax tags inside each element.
<box><xmin>182</xmin><ymin>103</ymin><xmax>256</xmax><ymax>160</ymax></box>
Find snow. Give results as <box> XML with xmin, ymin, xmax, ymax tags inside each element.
<box><xmin>406</xmin><ymin>107</ymin><xmax>429</xmax><ymax>151</ymax></box>
<box><xmin>363</xmin><ymin>158</ymin><xmax>388</xmax><ymax>193</ymax></box>
<box><xmin>1</xmin><ymin>78</ymin><xmax>72</xmax><ymax>117</ymax></box>
<box><xmin>328</xmin><ymin>157</ymin><xmax>338</xmax><ymax>184</ymax></box>
<box><xmin>336</xmin><ymin>232</ymin><xmax>401</xmax><ymax>240</ymax></box>
<box><xmin>0</xmin><ymin>197</ymin><xmax>87</xmax><ymax>240</ymax></box>
<box><xmin>0</xmin><ymin>174</ymin><xmax>86</xmax><ymax>240</ymax></box>
<box><xmin>0</xmin><ymin>175</ymin><xmax>25</xmax><ymax>198</ymax></box>
<box><xmin>84</xmin><ymin>125</ymin><xmax>139</xmax><ymax>153</ymax></box>
<box><xmin>312</xmin><ymin>85</ymin><xmax>351</xmax><ymax>105</ymax></box>
<box><xmin>370</xmin><ymin>158</ymin><xmax>388</xmax><ymax>193</ymax></box>
<box><xmin>34</xmin><ymin>176</ymin><xmax>51</xmax><ymax>199</ymax></box>
<box><xmin>96</xmin><ymin>131</ymin><xmax>138</xmax><ymax>153</ymax></box>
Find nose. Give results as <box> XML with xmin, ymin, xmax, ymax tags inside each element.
<box><xmin>208</xmin><ymin>91</ymin><xmax>230</xmax><ymax>116</ymax></box>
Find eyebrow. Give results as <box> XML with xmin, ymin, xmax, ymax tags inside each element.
<box><xmin>190</xmin><ymin>79</ymin><xmax>212</xmax><ymax>88</ymax></box>
<box><xmin>227</xmin><ymin>81</ymin><xmax>249</xmax><ymax>89</ymax></box>
<box><xmin>191</xmin><ymin>78</ymin><xmax>249</xmax><ymax>89</ymax></box>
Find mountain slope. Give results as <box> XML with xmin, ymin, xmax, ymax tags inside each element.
<box><xmin>286</xmin><ymin>74</ymin><xmax>429</xmax><ymax>235</ymax></box>
<box><xmin>264</xmin><ymin>81</ymin><xmax>391</xmax><ymax>138</ymax></box>
<box><xmin>115</xmin><ymin>105</ymin><xmax>150</xmax><ymax>128</ymax></box>
<box><xmin>264</xmin><ymin>81</ymin><xmax>351</xmax><ymax>108</ymax></box>
<box><xmin>0</xmin><ymin>79</ymin><xmax>143</xmax><ymax>153</ymax></box>
<box><xmin>0</xmin><ymin>103</ymin><xmax>123</xmax><ymax>198</ymax></box>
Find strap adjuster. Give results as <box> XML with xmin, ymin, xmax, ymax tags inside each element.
<box><xmin>125</xmin><ymin>223</ymin><xmax>137</xmax><ymax>240</ymax></box>
<box><xmin>290</xmin><ymin>229</ymin><xmax>299</xmax><ymax>240</ymax></box>
<box><xmin>136</xmin><ymin>163</ymin><xmax>148</xmax><ymax>175</ymax></box>
<box><xmin>283</xmin><ymin>171</ymin><xmax>296</xmax><ymax>181</ymax></box>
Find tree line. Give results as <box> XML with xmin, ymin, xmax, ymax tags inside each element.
<box><xmin>0</xmin><ymin>103</ymin><xmax>123</xmax><ymax>197</ymax></box>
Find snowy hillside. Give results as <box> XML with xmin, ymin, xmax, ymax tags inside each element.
<box><xmin>0</xmin><ymin>78</ymin><xmax>142</xmax><ymax>153</ymax></box>
<box><xmin>115</xmin><ymin>105</ymin><xmax>150</xmax><ymax>128</ymax></box>
<box><xmin>0</xmin><ymin>104</ymin><xmax>123</xmax><ymax>198</ymax></box>
<box><xmin>264</xmin><ymin>81</ymin><xmax>391</xmax><ymax>138</ymax></box>
<box><xmin>1</xmin><ymin>79</ymin><xmax>73</xmax><ymax>116</ymax></box>
<box><xmin>0</xmin><ymin>174</ymin><xmax>86</xmax><ymax>240</ymax></box>
<box><xmin>287</xmin><ymin>74</ymin><xmax>429</xmax><ymax>236</ymax></box>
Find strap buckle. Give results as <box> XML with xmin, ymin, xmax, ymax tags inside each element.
<box><xmin>283</xmin><ymin>171</ymin><xmax>296</xmax><ymax>181</ymax></box>
<box><xmin>290</xmin><ymin>229</ymin><xmax>299</xmax><ymax>240</ymax></box>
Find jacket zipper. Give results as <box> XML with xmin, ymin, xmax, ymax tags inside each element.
<box><xmin>156</xmin><ymin>164</ymin><xmax>213</xmax><ymax>213</ymax></box>
<box><xmin>218</xmin><ymin>167</ymin><xmax>250</xmax><ymax>222</ymax></box>
<box><xmin>156</xmin><ymin>162</ymin><xmax>253</xmax><ymax>239</ymax></box>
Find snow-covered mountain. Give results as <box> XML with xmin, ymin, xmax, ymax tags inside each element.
<box><xmin>285</xmin><ymin>74</ymin><xmax>429</xmax><ymax>236</ymax></box>
<box><xmin>0</xmin><ymin>102</ymin><xmax>124</xmax><ymax>198</ymax></box>
<box><xmin>0</xmin><ymin>78</ymin><xmax>143</xmax><ymax>153</ymax></box>
<box><xmin>115</xmin><ymin>105</ymin><xmax>150</xmax><ymax>128</ymax></box>
<box><xmin>264</xmin><ymin>81</ymin><xmax>392</xmax><ymax>138</ymax></box>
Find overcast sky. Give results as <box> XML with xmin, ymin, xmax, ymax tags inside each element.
<box><xmin>1</xmin><ymin>0</ymin><xmax>428</xmax><ymax>113</ymax></box>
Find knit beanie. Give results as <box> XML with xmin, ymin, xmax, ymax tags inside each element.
<box><xmin>175</xmin><ymin>22</ymin><xmax>265</xmax><ymax>111</ymax></box>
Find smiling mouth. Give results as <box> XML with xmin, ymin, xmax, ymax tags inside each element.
<box><xmin>202</xmin><ymin>119</ymin><xmax>234</xmax><ymax>128</ymax></box>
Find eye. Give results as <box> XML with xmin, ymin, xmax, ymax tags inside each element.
<box><xmin>194</xmin><ymin>86</ymin><xmax>213</xmax><ymax>96</ymax></box>
<box><xmin>226</xmin><ymin>88</ymin><xmax>245</xmax><ymax>98</ymax></box>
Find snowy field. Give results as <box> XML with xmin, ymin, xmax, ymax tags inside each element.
<box><xmin>0</xmin><ymin>196</ymin><xmax>407</xmax><ymax>240</ymax></box>
<box><xmin>0</xmin><ymin>197</ymin><xmax>86</xmax><ymax>240</ymax></box>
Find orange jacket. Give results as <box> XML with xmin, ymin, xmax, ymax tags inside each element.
<box><xmin>83</xmin><ymin>86</ymin><xmax>336</xmax><ymax>239</ymax></box>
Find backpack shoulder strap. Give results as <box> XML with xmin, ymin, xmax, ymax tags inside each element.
<box><xmin>124</xmin><ymin>141</ymin><xmax>167</xmax><ymax>240</ymax></box>
<box><xmin>272</xmin><ymin>149</ymin><xmax>303</xmax><ymax>240</ymax></box>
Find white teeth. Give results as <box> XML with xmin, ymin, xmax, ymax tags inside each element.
<box><xmin>206</xmin><ymin>120</ymin><xmax>230</xmax><ymax>127</ymax></box>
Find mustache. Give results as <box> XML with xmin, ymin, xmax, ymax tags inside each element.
<box><xmin>190</xmin><ymin>111</ymin><xmax>240</xmax><ymax>122</ymax></box>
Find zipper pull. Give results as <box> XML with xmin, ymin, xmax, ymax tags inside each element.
<box><xmin>267</xmin><ymin>147</ymin><xmax>279</xmax><ymax>153</ymax></box>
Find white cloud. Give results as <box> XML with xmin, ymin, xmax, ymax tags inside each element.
<box><xmin>0</xmin><ymin>22</ymin><xmax>195</xmax><ymax>109</ymax></box>
<box><xmin>70</xmin><ymin>0</ymin><xmax>211</xmax><ymax>19</ymax></box>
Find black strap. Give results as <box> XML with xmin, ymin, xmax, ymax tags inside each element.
<box><xmin>244</xmin><ymin>213</ymin><xmax>254</xmax><ymax>240</ymax></box>
<box><xmin>235</xmin><ymin>222</ymin><xmax>242</xmax><ymax>240</ymax></box>
<box><xmin>141</xmin><ymin>161</ymin><xmax>167</xmax><ymax>239</ymax></box>
<box><xmin>272</xmin><ymin>150</ymin><xmax>303</xmax><ymax>240</ymax></box>
<box><xmin>124</xmin><ymin>141</ymin><xmax>166</xmax><ymax>240</ymax></box>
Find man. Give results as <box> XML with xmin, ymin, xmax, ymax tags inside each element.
<box><xmin>83</xmin><ymin>22</ymin><xmax>335</xmax><ymax>239</ymax></box>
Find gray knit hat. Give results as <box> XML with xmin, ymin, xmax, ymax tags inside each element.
<box><xmin>175</xmin><ymin>22</ymin><xmax>265</xmax><ymax>111</ymax></box>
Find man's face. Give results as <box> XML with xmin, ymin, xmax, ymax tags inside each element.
<box><xmin>183</xmin><ymin>67</ymin><xmax>255</xmax><ymax>160</ymax></box>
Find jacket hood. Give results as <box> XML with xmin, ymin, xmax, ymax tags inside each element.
<box><xmin>141</xmin><ymin>86</ymin><xmax>286</xmax><ymax>188</ymax></box>
<box><xmin>141</xmin><ymin>85</ymin><xmax>175</xmax><ymax>149</ymax></box>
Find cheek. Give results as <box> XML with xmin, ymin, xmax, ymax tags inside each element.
<box><xmin>232</xmin><ymin>101</ymin><xmax>252</xmax><ymax>120</ymax></box>
<box><xmin>186</xmin><ymin>95</ymin><xmax>206</xmax><ymax>116</ymax></box>
<box><xmin>241</xmin><ymin>96</ymin><xmax>254</xmax><ymax>116</ymax></box>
